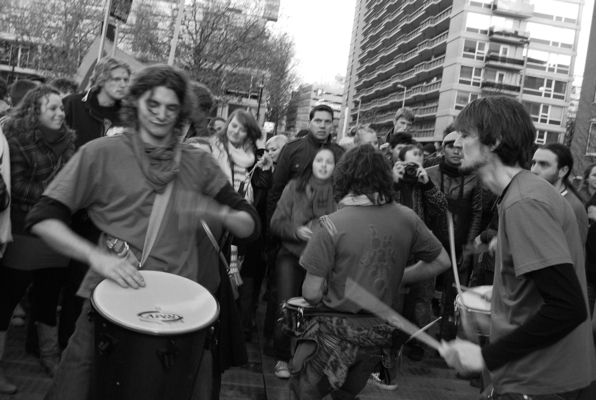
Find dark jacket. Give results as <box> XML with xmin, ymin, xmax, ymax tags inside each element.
<box><xmin>63</xmin><ymin>88</ymin><xmax>122</xmax><ymax>149</ymax></box>
<box><xmin>266</xmin><ymin>132</ymin><xmax>344</xmax><ymax>222</ymax></box>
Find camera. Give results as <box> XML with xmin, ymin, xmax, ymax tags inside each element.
<box><xmin>402</xmin><ymin>162</ymin><xmax>420</xmax><ymax>183</ymax></box>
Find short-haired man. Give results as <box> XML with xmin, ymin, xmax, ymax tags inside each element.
<box><xmin>531</xmin><ymin>143</ymin><xmax>588</xmax><ymax>244</ymax></box>
<box><xmin>384</xmin><ymin>106</ymin><xmax>415</xmax><ymax>144</ymax></box>
<box><xmin>63</xmin><ymin>57</ymin><xmax>130</xmax><ymax>148</ymax></box>
<box><xmin>441</xmin><ymin>96</ymin><xmax>596</xmax><ymax>399</ymax></box>
<box><xmin>48</xmin><ymin>78</ymin><xmax>78</xmax><ymax>99</ymax></box>
<box><xmin>9</xmin><ymin>79</ymin><xmax>38</xmax><ymax>108</ymax></box>
<box><xmin>290</xmin><ymin>145</ymin><xmax>450</xmax><ymax>399</ymax></box>
<box><xmin>350</xmin><ymin>124</ymin><xmax>379</xmax><ymax>149</ymax></box>
<box><xmin>266</xmin><ymin>104</ymin><xmax>344</xmax><ymax>222</ymax></box>
<box><xmin>182</xmin><ymin>81</ymin><xmax>215</xmax><ymax>140</ymax></box>
<box><xmin>28</xmin><ymin>64</ymin><xmax>260</xmax><ymax>400</ymax></box>
<box><xmin>426</xmin><ymin>127</ymin><xmax>483</xmax><ymax>341</ymax></box>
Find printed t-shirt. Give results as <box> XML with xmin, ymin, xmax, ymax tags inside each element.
<box><xmin>42</xmin><ymin>135</ymin><xmax>228</xmax><ymax>295</ymax></box>
<box><xmin>492</xmin><ymin>170</ymin><xmax>595</xmax><ymax>394</ymax></box>
<box><xmin>300</xmin><ymin>203</ymin><xmax>442</xmax><ymax>314</ymax></box>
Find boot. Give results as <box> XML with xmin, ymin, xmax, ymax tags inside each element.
<box><xmin>0</xmin><ymin>330</ymin><xmax>18</xmax><ymax>394</ymax></box>
<box><xmin>36</xmin><ymin>322</ymin><xmax>60</xmax><ymax>378</ymax></box>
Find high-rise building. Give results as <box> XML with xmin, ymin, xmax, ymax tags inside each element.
<box><xmin>342</xmin><ymin>0</ymin><xmax>584</xmax><ymax>143</ymax></box>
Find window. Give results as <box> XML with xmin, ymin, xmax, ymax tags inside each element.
<box><xmin>455</xmin><ymin>91</ymin><xmax>480</xmax><ymax>110</ymax></box>
<box><xmin>587</xmin><ymin>121</ymin><xmax>596</xmax><ymax>156</ymax></box>
<box><xmin>463</xmin><ymin>40</ymin><xmax>486</xmax><ymax>60</ymax></box>
<box><xmin>469</xmin><ymin>0</ymin><xmax>491</xmax><ymax>8</ymax></box>
<box><xmin>466</xmin><ymin>13</ymin><xmax>490</xmax><ymax>35</ymax></box>
<box><xmin>523</xmin><ymin>101</ymin><xmax>564</xmax><ymax>126</ymax></box>
<box><xmin>526</xmin><ymin>50</ymin><xmax>571</xmax><ymax>75</ymax></box>
<box><xmin>530</xmin><ymin>0</ymin><xmax>579</xmax><ymax>23</ymax></box>
<box><xmin>535</xmin><ymin>130</ymin><xmax>547</xmax><ymax>145</ymax></box>
<box><xmin>459</xmin><ymin>66</ymin><xmax>482</xmax><ymax>86</ymax></box>
<box><xmin>523</xmin><ymin>76</ymin><xmax>567</xmax><ymax>100</ymax></box>
<box><xmin>527</xmin><ymin>22</ymin><xmax>575</xmax><ymax>49</ymax></box>
<box><xmin>491</xmin><ymin>16</ymin><xmax>515</xmax><ymax>31</ymax></box>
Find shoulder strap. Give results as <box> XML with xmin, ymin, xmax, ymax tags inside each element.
<box><xmin>139</xmin><ymin>147</ymin><xmax>181</xmax><ymax>267</ymax></box>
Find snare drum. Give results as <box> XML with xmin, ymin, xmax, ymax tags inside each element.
<box><xmin>455</xmin><ymin>285</ymin><xmax>492</xmax><ymax>337</ymax></box>
<box><xmin>90</xmin><ymin>271</ymin><xmax>219</xmax><ymax>400</ymax></box>
<box><xmin>281</xmin><ymin>297</ymin><xmax>315</xmax><ymax>336</ymax></box>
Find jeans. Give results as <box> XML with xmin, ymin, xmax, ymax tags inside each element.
<box><xmin>403</xmin><ymin>278</ymin><xmax>434</xmax><ymax>347</ymax></box>
<box><xmin>289</xmin><ymin>345</ymin><xmax>383</xmax><ymax>400</ymax></box>
<box><xmin>274</xmin><ymin>248</ymin><xmax>305</xmax><ymax>361</ymax></box>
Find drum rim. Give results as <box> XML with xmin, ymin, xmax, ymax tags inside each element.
<box><xmin>91</xmin><ymin>271</ymin><xmax>220</xmax><ymax>336</ymax></box>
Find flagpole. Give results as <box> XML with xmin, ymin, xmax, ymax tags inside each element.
<box><xmin>98</xmin><ymin>0</ymin><xmax>113</xmax><ymax>62</ymax></box>
<box><xmin>111</xmin><ymin>22</ymin><xmax>120</xmax><ymax>57</ymax></box>
<box><xmin>168</xmin><ymin>0</ymin><xmax>186</xmax><ymax>65</ymax></box>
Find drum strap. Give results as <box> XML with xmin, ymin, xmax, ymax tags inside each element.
<box><xmin>200</xmin><ymin>219</ymin><xmax>230</xmax><ymax>271</ymax></box>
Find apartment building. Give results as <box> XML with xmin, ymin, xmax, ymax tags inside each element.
<box><xmin>286</xmin><ymin>83</ymin><xmax>344</xmax><ymax>133</ymax></box>
<box><xmin>343</xmin><ymin>0</ymin><xmax>584</xmax><ymax>143</ymax></box>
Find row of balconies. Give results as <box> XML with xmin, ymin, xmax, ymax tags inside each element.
<box><xmin>357</xmin><ymin>103</ymin><xmax>438</xmax><ymax>126</ymax></box>
<box><xmin>360</xmin><ymin>6</ymin><xmax>451</xmax><ymax>67</ymax></box>
<box><xmin>358</xmin><ymin>31</ymin><xmax>448</xmax><ymax>87</ymax></box>
<box><xmin>357</xmin><ymin>80</ymin><xmax>442</xmax><ymax>114</ymax></box>
<box><xmin>358</xmin><ymin>56</ymin><xmax>445</xmax><ymax>98</ymax></box>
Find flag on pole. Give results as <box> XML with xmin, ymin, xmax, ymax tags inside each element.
<box><xmin>110</xmin><ymin>0</ymin><xmax>134</xmax><ymax>23</ymax></box>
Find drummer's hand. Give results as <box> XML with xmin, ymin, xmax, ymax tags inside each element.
<box><xmin>296</xmin><ymin>226</ymin><xmax>313</xmax><ymax>241</ymax></box>
<box><xmin>481</xmin><ymin>287</ymin><xmax>493</xmax><ymax>303</ymax></box>
<box><xmin>474</xmin><ymin>234</ymin><xmax>482</xmax><ymax>248</ymax></box>
<box><xmin>488</xmin><ymin>237</ymin><xmax>498</xmax><ymax>256</ymax></box>
<box><xmin>439</xmin><ymin>339</ymin><xmax>485</xmax><ymax>374</ymax></box>
<box><xmin>90</xmin><ymin>250</ymin><xmax>145</xmax><ymax>289</ymax></box>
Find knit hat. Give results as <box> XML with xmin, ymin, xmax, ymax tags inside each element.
<box><xmin>422</xmin><ymin>143</ymin><xmax>436</xmax><ymax>154</ymax></box>
<box><xmin>442</xmin><ymin>131</ymin><xmax>460</xmax><ymax>146</ymax></box>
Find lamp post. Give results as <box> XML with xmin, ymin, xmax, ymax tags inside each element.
<box><xmin>355</xmin><ymin>98</ymin><xmax>362</xmax><ymax>125</ymax></box>
<box><xmin>396</xmin><ymin>83</ymin><xmax>406</xmax><ymax>109</ymax></box>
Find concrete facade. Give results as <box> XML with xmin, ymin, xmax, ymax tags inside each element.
<box><xmin>286</xmin><ymin>83</ymin><xmax>344</xmax><ymax>133</ymax></box>
<box><xmin>343</xmin><ymin>0</ymin><xmax>584</xmax><ymax>143</ymax></box>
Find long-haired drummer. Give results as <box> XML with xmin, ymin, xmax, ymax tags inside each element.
<box><xmin>440</xmin><ymin>96</ymin><xmax>596</xmax><ymax>399</ymax></box>
<box><xmin>26</xmin><ymin>64</ymin><xmax>260</xmax><ymax>400</ymax></box>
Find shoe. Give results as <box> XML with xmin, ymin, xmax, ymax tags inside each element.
<box><xmin>368</xmin><ymin>372</ymin><xmax>398</xmax><ymax>391</ymax></box>
<box><xmin>407</xmin><ymin>344</ymin><xmax>424</xmax><ymax>362</ymax></box>
<box><xmin>274</xmin><ymin>361</ymin><xmax>290</xmax><ymax>379</ymax></box>
<box><xmin>10</xmin><ymin>317</ymin><xmax>25</xmax><ymax>327</ymax></box>
<box><xmin>13</xmin><ymin>304</ymin><xmax>26</xmax><ymax>318</ymax></box>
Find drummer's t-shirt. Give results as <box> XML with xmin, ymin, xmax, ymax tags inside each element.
<box><xmin>41</xmin><ymin>135</ymin><xmax>228</xmax><ymax>296</ymax></box>
<box><xmin>300</xmin><ymin>202</ymin><xmax>442</xmax><ymax>314</ymax></box>
<box><xmin>490</xmin><ymin>170</ymin><xmax>595</xmax><ymax>394</ymax></box>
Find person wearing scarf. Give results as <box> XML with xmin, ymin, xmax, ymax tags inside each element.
<box><xmin>291</xmin><ymin>145</ymin><xmax>449</xmax><ymax>398</ymax></box>
<box><xmin>270</xmin><ymin>148</ymin><xmax>337</xmax><ymax>379</ymax></box>
<box><xmin>0</xmin><ymin>86</ymin><xmax>76</xmax><ymax>392</ymax></box>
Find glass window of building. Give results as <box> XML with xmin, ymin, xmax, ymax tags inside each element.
<box><xmin>491</xmin><ymin>16</ymin><xmax>516</xmax><ymax>30</ymax></box>
<box><xmin>536</xmin><ymin>130</ymin><xmax>548</xmax><ymax>145</ymax></box>
<box><xmin>524</xmin><ymin>76</ymin><xmax>567</xmax><ymax>100</ymax></box>
<box><xmin>523</xmin><ymin>101</ymin><xmax>564</xmax><ymax>126</ymax></box>
<box><xmin>530</xmin><ymin>0</ymin><xmax>579</xmax><ymax>24</ymax></box>
<box><xmin>469</xmin><ymin>0</ymin><xmax>492</xmax><ymax>8</ymax></box>
<box><xmin>459</xmin><ymin>66</ymin><xmax>483</xmax><ymax>86</ymax></box>
<box><xmin>466</xmin><ymin>13</ymin><xmax>491</xmax><ymax>35</ymax></box>
<box><xmin>455</xmin><ymin>91</ymin><xmax>480</xmax><ymax>110</ymax></box>
<box><xmin>463</xmin><ymin>40</ymin><xmax>487</xmax><ymax>60</ymax></box>
<box><xmin>526</xmin><ymin>50</ymin><xmax>571</xmax><ymax>75</ymax></box>
<box><xmin>527</xmin><ymin>22</ymin><xmax>575</xmax><ymax>49</ymax></box>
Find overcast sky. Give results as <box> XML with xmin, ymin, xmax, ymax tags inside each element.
<box><xmin>277</xmin><ymin>0</ymin><xmax>593</xmax><ymax>86</ymax></box>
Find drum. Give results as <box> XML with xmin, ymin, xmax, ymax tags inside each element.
<box><xmin>281</xmin><ymin>297</ymin><xmax>315</xmax><ymax>336</ymax></box>
<box><xmin>90</xmin><ymin>271</ymin><xmax>219</xmax><ymax>400</ymax></box>
<box><xmin>455</xmin><ymin>285</ymin><xmax>492</xmax><ymax>338</ymax></box>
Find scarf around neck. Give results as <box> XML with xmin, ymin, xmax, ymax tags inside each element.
<box><xmin>121</xmin><ymin>129</ymin><xmax>180</xmax><ymax>193</ymax></box>
<box><xmin>338</xmin><ymin>193</ymin><xmax>388</xmax><ymax>208</ymax></box>
<box><xmin>306</xmin><ymin>177</ymin><xmax>336</xmax><ymax>217</ymax></box>
<box><xmin>38</xmin><ymin>125</ymin><xmax>71</xmax><ymax>157</ymax></box>
<box><xmin>439</xmin><ymin>158</ymin><xmax>462</xmax><ymax>178</ymax></box>
<box><xmin>227</xmin><ymin>142</ymin><xmax>255</xmax><ymax>169</ymax></box>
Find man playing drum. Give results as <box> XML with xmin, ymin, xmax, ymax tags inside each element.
<box><xmin>26</xmin><ymin>64</ymin><xmax>260</xmax><ymax>400</ymax></box>
<box><xmin>290</xmin><ymin>145</ymin><xmax>450</xmax><ymax>399</ymax></box>
<box><xmin>440</xmin><ymin>96</ymin><xmax>596</xmax><ymax>399</ymax></box>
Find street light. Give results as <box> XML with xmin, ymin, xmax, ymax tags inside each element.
<box><xmin>355</xmin><ymin>98</ymin><xmax>362</xmax><ymax>125</ymax></box>
<box><xmin>395</xmin><ymin>84</ymin><xmax>406</xmax><ymax>109</ymax></box>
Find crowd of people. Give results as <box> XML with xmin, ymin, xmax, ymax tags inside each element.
<box><xmin>0</xmin><ymin>58</ymin><xmax>594</xmax><ymax>400</ymax></box>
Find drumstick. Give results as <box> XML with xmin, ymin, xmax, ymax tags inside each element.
<box><xmin>345</xmin><ymin>278</ymin><xmax>442</xmax><ymax>351</ymax></box>
<box><xmin>447</xmin><ymin>211</ymin><xmax>463</xmax><ymax>295</ymax></box>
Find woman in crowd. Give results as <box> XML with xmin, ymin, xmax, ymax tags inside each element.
<box><xmin>211</xmin><ymin>110</ymin><xmax>272</xmax><ymax>339</ymax></box>
<box><xmin>0</xmin><ymin>86</ymin><xmax>76</xmax><ymax>391</ymax></box>
<box><xmin>270</xmin><ymin>147</ymin><xmax>337</xmax><ymax>379</ymax></box>
<box><xmin>581</xmin><ymin>163</ymin><xmax>596</xmax><ymax>321</ymax></box>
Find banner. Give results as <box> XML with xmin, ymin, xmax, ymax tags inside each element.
<box><xmin>110</xmin><ymin>0</ymin><xmax>134</xmax><ymax>23</ymax></box>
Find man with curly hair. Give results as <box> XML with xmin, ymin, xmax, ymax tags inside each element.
<box><xmin>290</xmin><ymin>145</ymin><xmax>450</xmax><ymax>399</ymax></box>
<box><xmin>27</xmin><ymin>64</ymin><xmax>260</xmax><ymax>400</ymax></box>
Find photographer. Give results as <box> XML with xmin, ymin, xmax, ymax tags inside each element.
<box><xmin>393</xmin><ymin>145</ymin><xmax>448</xmax><ymax>362</ymax></box>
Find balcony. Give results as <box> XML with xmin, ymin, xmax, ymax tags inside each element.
<box><xmin>488</xmin><ymin>27</ymin><xmax>530</xmax><ymax>45</ymax></box>
<box><xmin>480</xmin><ymin>80</ymin><xmax>521</xmax><ymax>96</ymax></box>
<box><xmin>492</xmin><ymin>0</ymin><xmax>534</xmax><ymax>19</ymax></box>
<box><xmin>484</xmin><ymin>52</ymin><xmax>524</xmax><ymax>70</ymax></box>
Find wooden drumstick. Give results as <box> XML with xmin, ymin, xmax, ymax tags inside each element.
<box><xmin>447</xmin><ymin>211</ymin><xmax>463</xmax><ymax>295</ymax></box>
<box><xmin>345</xmin><ymin>278</ymin><xmax>442</xmax><ymax>351</ymax></box>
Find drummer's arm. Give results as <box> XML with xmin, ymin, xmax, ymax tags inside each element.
<box><xmin>481</xmin><ymin>263</ymin><xmax>587</xmax><ymax>371</ymax></box>
<box><xmin>302</xmin><ymin>272</ymin><xmax>326</xmax><ymax>305</ymax></box>
<box><xmin>213</xmin><ymin>183</ymin><xmax>260</xmax><ymax>241</ymax></box>
<box><xmin>402</xmin><ymin>247</ymin><xmax>450</xmax><ymax>285</ymax></box>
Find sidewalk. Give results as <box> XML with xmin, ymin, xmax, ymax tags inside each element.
<box><xmin>0</xmin><ymin>301</ymin><xmax>480</xmax><ymax>400</ymax></box>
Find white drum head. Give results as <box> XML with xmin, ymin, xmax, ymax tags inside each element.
<box><xmin>287</xmin><ymin>297</ymin><xmax>312</xmax><ymax>308</ymax></box>
<box><xmin>91</xmin><ymin>271</ymin><xmax>219</xmax><ymax>335</ymax></box>
<box><xmin>458</xmin><ymin>285</ymin><xmax>492</xmax><ymax>313</ymax></box>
